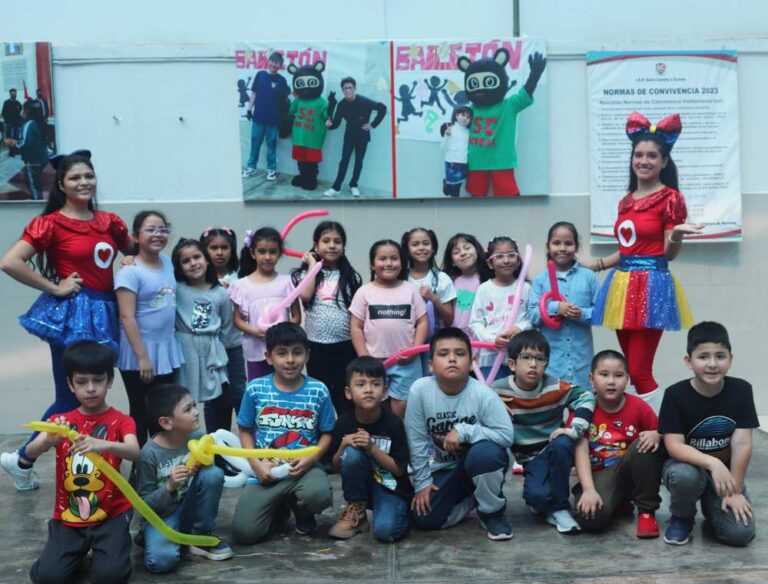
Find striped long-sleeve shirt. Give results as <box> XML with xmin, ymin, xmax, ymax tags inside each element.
<box><xmin>492</xmin><ymin>374</ymin><xmax>595</xmax><ymax>465</ymax></box>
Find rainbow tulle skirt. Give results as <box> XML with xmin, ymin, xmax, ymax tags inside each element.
<box><xmin>593</xmin><ymin>255</ymin><xmax>692</xmax><ymax>331</ymax></box>
<box><xmin>19</xmin><ymin>288</ymin><xmax>119</xmax><ymax>351</ymax></box>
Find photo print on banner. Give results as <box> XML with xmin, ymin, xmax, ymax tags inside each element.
<box><xmin>587</xmin><ymin>50</ymin><xmax>742</xmax><ymax>242</ymax></box>
<box><xmin>392</xmin><ymin>38</ymin><xmax>549</xmax><ymax>199</ymax></box>
<box><xmin>0</xmin><ymin>42</ymin><xmax>56</xmax><ymax>202</ymax></box>
<box><xmin>236</xmin><ymin>42</ymin><xmax>393</xmax><ymax>202</ymax></box>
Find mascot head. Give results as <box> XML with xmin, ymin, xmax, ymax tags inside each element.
<box><xmin>287</xmin><ymin>61</ymin><xmax>325</xmax><ymax>100</ymax></box>
<box><xmin>457</xmin><ymin>48</ymin><xmax>511</xmax><ymax>108</ymax></box>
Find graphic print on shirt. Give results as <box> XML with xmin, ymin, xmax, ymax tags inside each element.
<box><xmin>426</xmin><ymin>409</ymin><xmax>477</xmax><ymax>464</ymax></box>
<box><xmin>486</xmin><ymin>294</ymin><xmax>520</xmax><ymax>328</ymax></box>
<box><xmin>456</xmin><ymin>288</ymin><xmax>476</xmax><ymax>313</ymax></box>
<box><xmin>191</xmin><ymin>300</ymin><xmax>212</xmax><ymax>331</ymax></box>
<box><xmin>151</xmin><ymin>287</ymin><xmax>175</xmax><ymax>309</ymax></box>
<box><xmin>588</xmin><ymin>420</ymin><xmax>637</xmax><ymax>470</ymax></box>
<box><xmin>369</xmin><ymin>304</ymin><xmax>411</xmax><ymax>320</ymax></box>
<box><xmin>93</xmin><ymin>241</ymin><xmax>115</xmax><ymax>270</ymax></box>
<box><xmin>687</xmin><ymin>416</ymin><xmax>736</xmax><ymax>462</ymax></box>
<box><xmin>616</xmin><ymin>219</ymin><xmax>637</xmax><ymax>248</ymax></box>
<box><xmin>370</xmin><ymin>435</ymin><xmax>398</xmax><ymax>491</ymax></box>
<box><xmin>61</xmin><ymin>423</ymin><xmax>109</xmax><ymax>524</ymax></box>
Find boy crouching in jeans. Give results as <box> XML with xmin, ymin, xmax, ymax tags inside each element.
<box><xmin>659</xmin><ymin>321</ymin><xmax>757</xmax><ymax>546</ymax></box>
<box><xmin>405</xmin><ymin>327</ymin><xmax>515</xmax><ymax>541</ymax></box>
<box><xmin>138</xmin><ymin>384</ymin><xmax>233</xmax><ymax>574</ymax></box>
<box><xmin>329</xmin><ymin>356</ymin><xmax>413</xmax><ymax>541</ymax></box>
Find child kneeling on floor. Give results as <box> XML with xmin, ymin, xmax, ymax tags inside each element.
<box><xmin>329</xmin><ymin>356</ymin><xmax>413</xmax><ymax>541</ymax></box>
<box><xmin>572</xmin><ymin>350</ymin><xmax>664</xmax><ymax>538</ymax></box>
<box><xmin>659</xmin><ymin>321</ymin><xmax>757</xmax><ymax>546</ymax></box>
<box><xmin>232</xmin><ymin>322</ymin><xmax>335</xmax><ymax>544</ymax></box>
<box><xmin>138</xmin><ymin>384</ymin><xmax>233</xmax><ymax>574</ymax></box>
<box><xmin>28</xmin><ymin>341</ymin><xmax>139</xmax><ymax>584</ymax></box>
<box><xmin>492</xmin><ymin>330</ymin><xmax>595</xmax><ymax>534</ymax></box>
<box><xmin>405</xmin><ymin>327</ymin><xmax>515</xmax><ymax>541</ymax></box>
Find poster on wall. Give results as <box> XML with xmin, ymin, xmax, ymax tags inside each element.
<box><xmin>0</xmin><ymin>42</ymin><xmax>56</xmax><ymax>202</ymax></box>
<box><xmin>236</xmin><ymin>41</ymin><xmax>393</xmax><ymax>201</ymax></box>
<box><xmin>392</xmin><ymin>38</ymin><xmax>549</xmax><ymax>198</ymax></box>
<box><xmin>587</xmin><ymin>50</ymin><xmax>742</xmax><ymax>243</ymax></box>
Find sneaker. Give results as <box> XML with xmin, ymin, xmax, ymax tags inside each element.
<box><xmin>294</xmin><ymin>511</ymin><xmax>318</xmax><ymax>536</ymax></box>
<box><xmin>242</xmin><ymin>167</ymin><xmax>256</xmax><ymax>178</ymax></box>
<box><xmin>266</xmin><ymin>170</ymin><xmax>277</xmax><ymax>181</ymax></box>
<box><xmin>636</xmin><ymin>512</ymin><xmax>660</xmax><ymax>539</ymax></box>
<box><xmin>546</xmin><ymin>509</ymin><xmax>581</xmax><ymax>534</ymax></box>
<box><xmin>189</xmin><ymin>537</ymin><xmax>234</xmax><ymax>561</ymax></box>
<box><xmin>329</xmin><ymin>501</ymin><xmax>369</xmax><ymax>539</ymax></box>
<box><xmin>664</xmin><ymin>516</ymin><xmax>694</xmax><ymax>545</ymax></box>
<box><xmin>511</xmin><ymin>462</ymin><xmax>524</xmax><ymax>475</ymax></box>
<box><xmin>480</xmin><ymin>513</ymin><xmax>514</xmax><ymax>541</ymax></box>
<box><xmin>350</xmin><ymin>186</ymin><xmax>361</xmax><ymax>198</ymax></box>
<box><xmin>323</xmin><ymin>188</ymin><xmax>340</xmax><ymax>198</ymax></box>
<box><xmin>0</xmin><ymin>451</ymin><xmax>39</xmax><ymax>491</ymax></box>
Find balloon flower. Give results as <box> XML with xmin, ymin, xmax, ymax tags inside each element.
<box><xmin>538</xmin><ymin>260</ymin><xmax>565</xmax><ymax>329</ymax></box>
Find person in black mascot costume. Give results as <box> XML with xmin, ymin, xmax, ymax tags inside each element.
<box><xmin>283</xmin><ymin>61</ymin><xmax>336</xmax><ymax>191</ymax></box>
<box><xmin>457</xmin><ymin>48</ymin><xmax>546</xmax><ymax>197</ymax></box>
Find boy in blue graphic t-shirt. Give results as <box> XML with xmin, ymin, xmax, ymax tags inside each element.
<box><xmin>231</xmin><ymin>323</ymin><xmax>335</xmax><ymax>544</ymax></box>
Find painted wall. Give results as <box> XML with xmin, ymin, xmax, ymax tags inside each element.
<box><xmin>0</xmin><ymin>0</ymin><xmax>766</xmax><ymax>431</ymax></box>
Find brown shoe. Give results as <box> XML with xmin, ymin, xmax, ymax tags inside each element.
<box><xmin>329</xmin><ymin>501</ymin><xmax>370</xmax><ymax>539</ymax></box>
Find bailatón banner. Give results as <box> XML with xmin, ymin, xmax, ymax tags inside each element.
<box><xmin>587</xmin><ymin>50</ymin><xmax>742</xmax><ymax>243</ymax></box>
<box><xmin>236</xmin><ymin>39</ymin><xmax>548</xmax><ymax>201</ymax></box>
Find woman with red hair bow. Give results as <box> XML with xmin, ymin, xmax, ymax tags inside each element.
<box><xmin>591</xmin><ymin>112</ymin><xmax>703</xmax><ymax>412</ymax></box>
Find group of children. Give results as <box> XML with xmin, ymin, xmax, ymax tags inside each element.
<box><xmin>4</xmin><ymin>214</ymin><xmax>758</xmax><ymax>580</ymax></box>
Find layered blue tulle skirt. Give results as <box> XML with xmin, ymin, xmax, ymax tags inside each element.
<box><xmin>19</xmin><ymin>288</ymin><xmax>119</xmax><ymax>352</ymax></box>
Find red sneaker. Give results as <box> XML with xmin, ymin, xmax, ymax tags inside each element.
<box><xmin>636</xmin><ymin>512</ymin><xmax>660</xmax><ymax>539</ymax></box>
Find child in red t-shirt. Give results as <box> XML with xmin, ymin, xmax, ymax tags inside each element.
<box><xmin>572</xmin><ymin>350</ymin><xmax>664</xmax><ymax>538</ymax></box>
<box><xmin>27</xmin><ymin>341</ymin><xmax>140</xmax><ymax>584</ymax></box>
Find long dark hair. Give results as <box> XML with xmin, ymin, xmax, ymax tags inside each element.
<box><xmin>486</xmin><ymin>236</ymin><xmax>523</xmax><ymax>280</ymax></box>
<box><xmin>628</xmin><ymin>134</ymin><xmax>679</xmax><ymax>192</ymax></box>
<box><xmin>35</xmin><ymin>153</ymin><xmax>97</xmax><ymax>281</ymax></box>
<box><xmin>171</xmin><ymin>238</ymin><xmax>219</xmax><ymax>287</ymax></box>
<box><xmin>290</xmin><ymin>221</ymin><xmax>361</xmax><ymax>309</ymax></box>
<box><xmin>441</xmin><ymin>232</ymin><xmax>491</xmax><ymax>282</ymax></box>
<box><xmin>238</xmin><ymin>227</ymin><xmax>283</xmax><ymax>278</ymax></box>
<box><xmin>368</xmin><ymin>239</ymin><xmax>407</xmax><ymax>282</ymax></box>
<box><xmin>401</xmin><ymin>227</ymin><xmax>439</xmax><ymax>285</ymax></box>
<box><xmin>545</xmin><ymin>221</ymin><xmax>580</xmax><ymax>261</ymax></box>
<box><xmin>200</xmin><ymin>227</ymin><xmax>239</xmax><ymax>275</ymax></box>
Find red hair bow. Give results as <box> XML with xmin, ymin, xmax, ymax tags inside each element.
<box><xmin>626</xmin><ymin>111</ymin><xmax>682</xmax><ymax>149</ymax></box>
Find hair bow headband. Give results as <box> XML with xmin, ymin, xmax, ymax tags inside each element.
<box><xmin>49</xmin><ymin>149</ymin><xmax>92</xmax><ymax>170</ymax></box>
<box><xmin>626</xmin><ymin>112</ymin><xmax>682</xmax><ymax>149</ymax></box>
<box><xmin>243</xmin><ymin>229</ymin><xmax>255</xmax><ymax>248</ymax></box>
<box><xmin>202</xmin><ymin>226</ymin><xmax>234</xmax><ymax>238</ymax></box>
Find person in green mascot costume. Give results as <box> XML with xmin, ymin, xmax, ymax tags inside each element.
<box><xmin>457</xmin><ymin>48</ymin><xmax>546</xmax><ymax>197</ymax></box>
<box><xmin>285</xmin><ymin>61</ymin><xmax>337</xmax><ymax>191</ymax></box>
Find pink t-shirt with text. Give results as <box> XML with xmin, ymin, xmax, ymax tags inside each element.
<box><xmin>349</xmin><ymin>281</ymin><xmax>427</xmax><ymax>358</ymax></box>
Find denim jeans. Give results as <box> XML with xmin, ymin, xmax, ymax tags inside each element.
<box><xmin>144</xmin><ymin>465</ymin><xmax>225</xmax><ymax>574</ymax></box>
<box><xmin>340</xmin><ymin>447</ymin><xmax>410</xmax><ymax>542</ymax></box>
<box><xmin>247</xmin><ymin>122</ymin><xmax>278</xmax><ymax>170</ymax></box>
<box><xmin>522</xmin><ymin>435</ymin><xmax>576</xmax><ymax>513</ymax></box>
<box><xmin>412</xmin><ymin>440</ymin><xmax>509</xmax><ymax>531</ymax></box>
<box><xmin>663</xmin><ymin>460</ymin><xmax>755</xmax><ymax>546</ymax></box>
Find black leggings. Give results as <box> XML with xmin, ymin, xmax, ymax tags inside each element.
<box><xmin>120</xmin><ymin>370</ymin><xmax>176</xmax><ymax>447</ymax></box>
<box><xmin>204</xmin><ymin>384</ymin><xmax>234</xmax><ymax>433</ymax></box>
<box><xmin>307</xmin><ymin>340</ymin><xmax>357</xmax><ymax>416</ymax></box>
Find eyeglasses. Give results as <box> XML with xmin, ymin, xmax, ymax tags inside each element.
<box><xmin>141</xmin><ymin>227</ymin><xmax>171</xmax><ymax>236</ymax></box>
<box><xmin>517</xmin><ymin>353</ymin><xmax>548</xmax><ymax>364</ymax></box>
<box><xmin>489</xmin><ymin>251</ymin><xmax>519</xmax><ymax>262</ymax></box>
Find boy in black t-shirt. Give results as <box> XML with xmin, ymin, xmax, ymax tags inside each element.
<box><xmin>658</xmin><ymin>321</ymin><xmax>758</xmax><ymax>546</ymax></box>
<box><xmin>329</xmin><ymin>357</ymin><xmax>412</xmax><ymax>541</ymax></box>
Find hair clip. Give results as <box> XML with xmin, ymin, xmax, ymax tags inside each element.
<box><xmin>243</xmin><ymin>229</ymin><xmax>255</xmax><ymax>248</ymax></box>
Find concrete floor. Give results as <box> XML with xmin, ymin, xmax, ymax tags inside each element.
<box><xmin>0</xmin><ymin>432</ymin><xmax>765</xmax><ymax>584</ymax></box>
